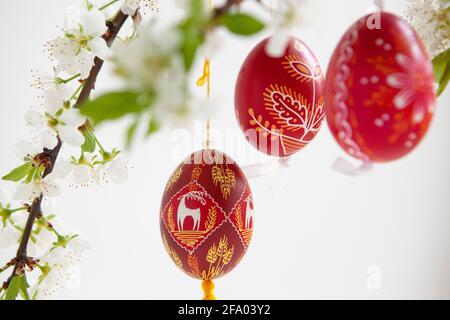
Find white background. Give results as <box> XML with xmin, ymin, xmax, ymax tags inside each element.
<box><xmin>0</xmin><ymin>0</ymin><xmax>449</xmax><ymax>299</ymax></box>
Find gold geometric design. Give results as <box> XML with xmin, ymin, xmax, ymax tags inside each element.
<box><xmin>202</xmin><ymin>236</ymin><xmax>234</xmax><ymax>280</ymax></box>
<box><xmin>204</xmin><ymin>206</ymin><xmax>217</xmax><ymax>232</ymax></box>
<box><xmin>211</xmin><ymin>165</ymin><xmax>236</xmax><ymax>200</ymax></box>
<box><xmin>162</xmin><ymin>234</ymin><xmax>183</xmax><ymax>269</ymax></box>
<box><xmin>167</xmin><ymin>205</ymin><xmax>175</xmax><ymax>232</ymax></box>
<box><xmin>235</xmin><ymin>204</ymin><xmax>243</xmax><ymax>231</ymax></box>
<box><xmin>173</xmin><ymin>230</ymin><xmax>208</xmax><ymax>248</ymax></box>
<box><xmin>240</xmin><ymin>229</ymin><xmax>253</xmax><ymax>247</ymax></box>
<box><xmin>188</xmin><ymin>254</ymin><xmax>201</xmax><ymax>278</ymax></box>
<box><xmin>165</xmin><ymin>166</ymin><xmax>183</xmax><ymax>191</ymax></box>
<box><xmin>191</xmin><ymin>166</ymin><xmax>202</xmax><ymax>181</ymax></box>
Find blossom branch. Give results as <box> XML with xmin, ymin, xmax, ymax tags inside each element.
<box><xmin>213</xmin><ymin>0</ymin><xmax>244</xmax><ymax>17</ymax></box>
<box><xmin>76</xmin><ymin>11</ymin><xmax>128</xmax><ymax>107</ymax></box>
<box><xmin>4</xmin><ymin>11</ymin><xmax>129</xmax><ymax>291</ymax></box>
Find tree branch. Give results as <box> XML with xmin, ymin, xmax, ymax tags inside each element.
<box><xmin>213</xmin><ymin>0</ymin><xmax>244</xmax><ymax>17</ymax></box>
<box><xmin>4</xmin><ymin>11</ymin><xmax>129</xmax><ymax>289</ymax></box>
<box><xmin>75</xmin><ymin>12</ymin><xmax>128</xmax><ymax>107</ymax></box>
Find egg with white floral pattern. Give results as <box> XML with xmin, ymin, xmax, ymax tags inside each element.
<box><xmin>325</xmin><ymin>12</ymin><xmax>436</xmax><ymax>163</ymax></box>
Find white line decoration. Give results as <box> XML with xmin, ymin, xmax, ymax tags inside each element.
<box><xmin>331</xmin><ymin>18</ymin><xmax>371</xmax><ymax>163</ymax></box>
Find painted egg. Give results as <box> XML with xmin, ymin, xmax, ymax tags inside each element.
<box><xmin>325</xmin><ymin>12</ymin><xmax>436</xmax><ymax>163</ymax></box>
<box><xmin>160</xmin><ymin>149</ymin><xmax>254</xmax><ymax>280</ymax></box>
<box><xmin>235</xmin><ymin>37</ymin><xmax>325</xmax><ymax>157</ymax></box>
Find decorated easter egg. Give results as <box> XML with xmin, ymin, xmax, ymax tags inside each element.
<box><xmin>160</xmin><ymin>149</ymin><xmax>254</xmax><ymax>280</ymax></box>
<box><xmin>235</xmin><ymin>37</ymin><xmax>325</xmax><ymax>157</ymax></box>
<box><xmin>325</xmin><ymin>12</ymin><xmax>436</xmax><ymax>163</ymax></box>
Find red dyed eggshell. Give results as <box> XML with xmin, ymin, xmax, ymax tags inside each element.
<box><xmin>160</xmin><ymin>149</ymin><xmax>254</xmax><ymax>280</ymax></box>
<box><xmin>235</xmin><ymin>37</ymin><xmax>325</xmax><ymax>157</ymax></box>
<box><xmin>325</xmin><ymin>12</ymin><xmax>436</xmax><ymax>162</ymax></box>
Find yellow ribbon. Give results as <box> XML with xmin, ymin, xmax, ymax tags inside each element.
<box><xmin>196</xmin><ymin>58</ymin><xmax>211</xmax><ymax>98</ymax></box>
<box><xmin>202</xmin><ymin>280</ymin><xmax>216</xmax><ymax>300</ymax></box>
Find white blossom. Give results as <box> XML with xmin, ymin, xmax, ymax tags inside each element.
<box><xmin>32</xmin><ymin>235</ymin><xmax>90</xmax><ymax>298</ymax></box>
<box><xmin>55</xmin><ymin>155</ymin><xmax>128</xmax><ymax>186</ymax></box>
<box><xmin>113</xmin><ymin>22</ymin><xmax>194</xmax><ymax>126</ymax></box>
<box><xmin>12</xmin><ymin>215</ymin><xmax>55</xmax><ymax>258</ymax></box>
<box><xmin>25</xmin><ymin>108</ymin><xmax>86</xmax><ymax>149</ymax></box>
<box><xmin>266</xmin><ymin>0</ymin><xmax>304</xmax><ymax>58</ymax></box>
<box><xmin>0</xmin><ymin>188</ymin><xmax>21</xmax><ymax>249</ymax></box>
<box><xmin>15</xmin><ymin>140</ymin><xmax>42</xmax><ymax>161</ymax></box>
<box><xmin>54</xmin><ymin>159</ymin><xmax>94</xmax><ymax>186</ymax></box>
<box><xmin>121</xmin><ymin>0</ymin><xmax>159</xmax><ymax>16</ymax></box>
<box><xmin>406</xmin><ymin>0</ymin><xmax>450</xmax><ymax>57</ymax></box>
<box><xmin>0</xmin><ymin>223</ymin><xmax>20</xmax><ymax>249</ymax></box>
<box><xmin>94</xmin><ymin>157</ymin><xmax>129</xmax><ymax>184</ymax></box>
<box><xmin>200</xmin><ymin>29</ymin><xmax>224</xmax><ymax>59</ymax></box>
<box><xmin>50</xmin><ymin>3</ymin><xmax>109</xmax><ymax>79</ymax></box>
<box><xmin>14</xmin><ymin>173</ymin><xmax>60</xmax><ymax>201</ymax></box>
<box><xmin>32</xmin><ymin>69</ymin><xmax>73</xmax><ymax>113</ymax></box>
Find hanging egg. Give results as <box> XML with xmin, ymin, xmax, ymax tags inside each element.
<box><xmin>160</xmin><ymin>149</ymin><xmax>254</xmax><ymax>281</ymax></box>
<box><xmin>325</xmin><ymin>12</ymin><xmax>436</xmax><ymax>163</ymax></box>
<box><xmin>235</xmin><ymin>37</ymin><xmax>325</xmax><ymax>157</ymax></box>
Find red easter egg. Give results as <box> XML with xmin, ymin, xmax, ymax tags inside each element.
<box><xmin>235</xmin><ymin>37</ymin><xmax>325</xmax><ymax>157</ymax></box>
<box><xmin>160</xmin><ymin>149</ymin><xmax>254</xmax><ymax>280</ymax></box>
<box><xmin>325</xmin><ymin>12</ymin><xmax>436</xmax><ymax>163</ymax></box>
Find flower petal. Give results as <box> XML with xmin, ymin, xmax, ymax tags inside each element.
<box><xmin>73</xmin><ymin>165</ymin><xmax>91</xmax><ymax>185</ymax></box>
<box><xmin>14</xmin><ymin>184</ymin><xmax>34</xmax><ymax>201</ymax></box>
<box><xmin>42</xmin><ymin>179</ymin><xmax>60</xmax><ymax>198</ymax></box>
<box><xmin>60</xmin><ymin>109</ymin><xmax>85</xmax><ymax>127</ymax></box>
<box><xmin>80</xmin><ymin>8</ymin><xmax>107</xmax><ymax>36</ymax></box>
<box><xmin>41</xmin><ymin>129</ymin><xmax>59</xmax><ymax>149</ymax></box>
<box><xmin>70</xmin><ymin>236</ymin><xmax>91</xmax><ymax>251</ymax></box>
<box><xmin>266</xmin><ymin>30</ymin><xmax>290</xmax><ymax>58</ymax></box>
<box><xmin>58</xmin><ymin>126</ymin><xmax>84</xmax><ymax>147</ymax></box>
<box><xmin>76</xmin><ymin>49</ymin><xmax>95</xmax><ymax>80</ymax></box>
<box><xmin>25</xmin><ymin>110</ymin><xmax>46</xmax><ymax>128</ymax></box>
<box><xmin>44</xmin><ymin>89</ymin><xmax>64</xmax><ymax>113</ymax></box>
<box><xmin>108</xmin><ymin>159</ymin><xmax>128</xmax><ymax>184</ymax></box>
<box><xmin>15</xmin><ymin>140</ymin><xmax>39</xmax><ymax>160</ymax></box>
<box><xmin>51</xmin><ymin>37</ymin><xmax>79</xmax><ymax>66</ymax></box>
<box><xmin>52</xmin><ymin>160</ymin><xmax>73</xmax><ymax>179</ymax></box>
<box><xmin>89</xmin><ymin>37</ymin><xmax>111</xmax><ymax>60</ymax></box>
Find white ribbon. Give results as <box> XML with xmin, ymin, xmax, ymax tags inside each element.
<box><xmin>242</xmin><ymin>157</ymin><xmax>292</xmax><ymax>190</ymax></box>
<box><xmin>374</xmin><ymin>0</ymin><xmax>384</xmax><ymax>10</ymax></box>
<box><xmin>332</xmin><ymin>157</ymin><xmax>373</xmax><ymax>177</ymax></box>
<box><xmin>241</xmin><ymin>161</ymin><xmax>276</xmax><ymax>179</ymax></box>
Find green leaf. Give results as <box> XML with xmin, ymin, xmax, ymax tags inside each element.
<box><xmin>2</xmin><ymin>162</ymin><xmax>33</xmax><ymax>182</ymax></box>
<box><xmin>5</xmin><ymin>276</ymin><xmax>21</xmax><ymax>300</ymax></box>
<box><xmin>81</xmin><ymin>128</ymin><xmax>97</xmax><ymax>153</ymax></box>
<box><xmin>219</xmin><ymin>13</ymin><xmax>265</xmax><ymax>36</ymax></box>
<box><xmin>178</xmin><ymin>0</ymin><xmax>208</xmax><ymax>71</ymax></box>
<box><xmin>433</xmin><ymin>48</ymin><xmax>450</xmax><ymax>96</ymax></box>
<box><xmin>147</xmin><ymin>116</ymin><xmax>160</xmax><ymax>136</ymax></box>
<box><xmin>18</xmin><ymin>276</ymin><xmax>30</xmax><ymax>300</ymax></box>
<box><xmin>179</xmin><ymin>25</ymin><xmax>202</xmax><ymax>71</ymax></box>
<box><xmin>125</xmin><ymin>119</ymin><xmax>139</xmax><ymax>148</ymax></box>
<box><xmin>190</xmin><ymin>0</ymin><xmax>205</xmax><ymax>25</ymax></box>
<box><xmin>81</xmin><ymin>91</ymin><xmax>149</xmax><ymax>124</ymax></box>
